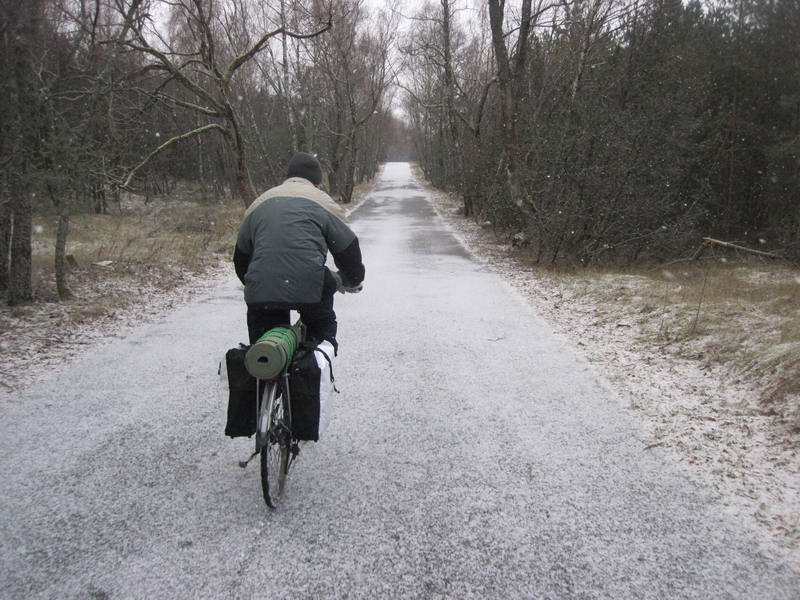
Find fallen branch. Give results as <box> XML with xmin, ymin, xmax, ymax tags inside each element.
<box><xmin>649</xmin><ymin>255</ymin><xmax>717</xmax><ymax>271</ymax></box>
<box><xmin>652</xmin><ymin>237</ymin><xmax>791</xmax><ymax>271</ymax></box>
<box><xmin>701</xmin><ymin>237</ymin><xmax>783</xmax><ymax>259</ymax></box>
<box><xmin>690</xmin><ymin>242</ymin><xmax>707</xmax><ymax>261</ymax></box>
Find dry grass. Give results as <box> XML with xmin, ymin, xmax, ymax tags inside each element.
<box><xmin>0</xmin><ymin>192</ymin><xmax>242</xmax><ymax>389</ymax></box>
<box><xmin>26</xmin><ymin>195</ymin><xmax>242</xmax><ymax>304</ymax></box>
<box><xmin>518</xmin><ymin>257</ymin><xmax>800</xmax><ymax>429</ymax></box>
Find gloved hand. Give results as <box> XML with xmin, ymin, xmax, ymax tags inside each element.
<box><xmin>330</xmin><ymin>270</ymin><xmax>345</xmax><ymax>293</ymax></box>
<box><xmin>343</xmin><ymin>282</ymin><xmax>363</xmax><ymax>294</ymax></box>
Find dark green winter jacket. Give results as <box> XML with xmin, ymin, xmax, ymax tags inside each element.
<box><xmin>234</xmin><ymin>177</ymin><xmax>364</xmax><ymax>306</ymax></box>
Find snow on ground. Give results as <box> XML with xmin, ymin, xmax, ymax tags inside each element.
<box><xmin>427</xmin><ymin>187</ymin><xmax>800</xmax><ymax>570</ymax></box>
<box><xmin>4</xmin><ymin>162</ymin><xmax>799</xmax><ymax>598</ymax></box>
<box><xmin>0</xmin><ymin>263</ymin><xmax>229</xmax><ymax>393</ymax></box>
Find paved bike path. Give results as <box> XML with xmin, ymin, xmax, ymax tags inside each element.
<box><xmin>1</xmin><ymin>163</ymin><xmax>798</xmax><ymax>598</ymax></box>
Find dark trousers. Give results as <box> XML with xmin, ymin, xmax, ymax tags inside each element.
<box><xmin>247</xmin><ymin>292</ymin><xmax>338</xmax><ymax>351</ymax></box>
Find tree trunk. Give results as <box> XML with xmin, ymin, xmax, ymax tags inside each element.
<box><xmin>340</xmin><ymin>130</ymin><xmax>359</xmax><ymax>204</ymax></box>
<box><xmin>92</xmin><ymin>184</ymin><xmax>107</xmax><ymax>214</ymax></box>
<box><xmin>55</xmin><ymin>197</ymin><xmax>72</xmax><ymax>301</ymax></box>
<box><xmin>8</xmin><ymin>192</ymin><xmax>32</xmax><ymax>305</ymax></box>
<box><xmin>232</xmin><ymin>122</ymin><xmax>255</xmax><ymax>206</ymax></box>
<box><xmin>342</xmin><ymin>148</ymin><xmax>356</xmax><ymax>204</ymax></box>
<box><xmin>441</xmin><ymin>0</ymin><xmax>465</xmax><ymax>203</ymax></box>
<box><xmin>6</xmin><ymin>0</ymin><xmax>41</xmax><ymax>305</ymax></box>
<box><xmin>55</xmin><ymin>212</ymin><xmax>71</xmax><ymax>300</ymax></box>
<box><xmin>0</xmin><ymin>201</ymin><xmax>10</xmax><ymax>292</ymax></box>
<box><xmin>281</xmin><ymin>0</ymin><xmax>298</xmax><ymax>152</ymax></box>
<box><xmin>487</xmin><ymin>0</ymin><xmax>537</xmax><ymax>221</ymax></box>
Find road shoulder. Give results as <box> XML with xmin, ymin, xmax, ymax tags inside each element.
<box><xmin>425</xmin><ymin>182</ymin><xmax>800</xmax><ymax>572</ymax></box>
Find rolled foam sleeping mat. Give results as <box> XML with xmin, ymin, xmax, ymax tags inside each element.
<box><xmin>245</xmin><ymin>326</ymin><xmax>298</xmax><ymax>380</ymax></box>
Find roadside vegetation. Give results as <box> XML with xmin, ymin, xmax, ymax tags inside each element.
<box><xmin>428</xmin><ymin>178</ymin><xmax>799</xmax><ymax>431</ymax></box>
<box><xmin>0</xmin><ymin>187</ymin><xmax>240</xmax><ymax>390</ymax></box>
<box><xmin>28</xmin><ymin>190</ymin><xmax>241</xmax><ymax>301</ymax></box>
<box><xmin>402</xmin><ymin>0</ymin><xmax>799</xmax><ymax>265</ymax></box>
<box><xmin>538</xmin><ymin>263</ymin><xmax>800</xmax><ymax>427</ymax></box>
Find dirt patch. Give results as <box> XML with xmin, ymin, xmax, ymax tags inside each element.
<box><xmin>426</xmin><ymin>182</ymin><xmax>800</xmax><ymax>570</ymax></box>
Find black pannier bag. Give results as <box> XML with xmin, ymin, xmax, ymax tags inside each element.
<box><xmin>223</xmin><ymin>345</ymin><xmax>258</xmax><ymax>438</ymax></box>
<box><xmin>292</xmin><ymin>343</ymin><xmax>337</xmax><ymax>441</ymax></box>
<box><xmin>289</xmin><ymin>347</ymin><xmax>322</xmax><ymax>441</ymax></box>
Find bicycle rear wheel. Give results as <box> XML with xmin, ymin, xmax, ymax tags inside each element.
<box><xmin>259</xmin><ymin>383</ymin><xmax>290</xmax><ymax>508</ymax></box>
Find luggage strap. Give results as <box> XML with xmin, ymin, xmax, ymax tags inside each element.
<box><xmin>314</xmin><ymin>347</ymin><xmax>340</xmax><ymax>394</ymax></box>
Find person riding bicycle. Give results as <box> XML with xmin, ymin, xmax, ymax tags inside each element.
<box><xmin>233</xmin><ymin>152</ymin><xmax>365</xmax><ymax>352</ymax></box>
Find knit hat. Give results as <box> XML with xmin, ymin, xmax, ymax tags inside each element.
<box><xmin>287</xmin><ymin>152</ymin><xmax>323</xmax><ymax>186</ymax></box>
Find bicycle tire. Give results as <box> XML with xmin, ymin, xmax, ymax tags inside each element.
<box><xmin>259</xmin><ymin>384</ymin><xmax>290</xmax><ymax>508</ymax></box>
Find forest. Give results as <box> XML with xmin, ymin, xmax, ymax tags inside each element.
<box><xmin>0</xmin><ymin>0</ymin><xmax>404</xmax><ymax>305</ymax></box>
<box><xmin>403</xmin><ymin>0</ymin><xmax>800</xmax><ymax>266</ymax></box>
<box><xmin>2</xmin><ymin>0</ymin><xmax>799</xmax><ymax>307</ymax></box>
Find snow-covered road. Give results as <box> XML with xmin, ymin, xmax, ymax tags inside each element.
<box><xmin>1</xmin><ymin>163</ymin><xmax>798</xmax><ymax>599</ymax></box>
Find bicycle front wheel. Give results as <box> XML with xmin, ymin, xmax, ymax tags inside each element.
<box><xmin>259</xmin><ymin>384</ymin><xmax>290</xmax><ymax>508</ymax></box>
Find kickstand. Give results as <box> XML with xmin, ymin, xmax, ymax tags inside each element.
<box><xmin>288</xmin><ymin>442</ymin><xmax>301</xmax><ymax>468</ymax></box>
<box><xmin>238</xmin><ymin>449</ymin><xmax>259</xmax><ymax>469</ymax></box>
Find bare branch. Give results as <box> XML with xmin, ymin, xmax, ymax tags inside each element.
<box><xmin>701</xmin><ymin>238</ymin><xmax>785</xmax><ymax>260</ymax></box>
<box><xmin>120</xmin><ymin>123</ymin><xmax>230</xmax><ymax>189</ymax></box>
<box><xmin>224</xmin><ymin>16</ymin><xmax>332</xmax><ymax>84</ymax></box>
<box><xmin>150</xmin><ymin>92</ymin><xmax>222</xmax><ymax>117</ymax></box>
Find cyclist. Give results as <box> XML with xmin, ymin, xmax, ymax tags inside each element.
<box><xmin>233</xmin><ymin>152</ymin><xmax>365</xmax><ymax>352</ymax></box>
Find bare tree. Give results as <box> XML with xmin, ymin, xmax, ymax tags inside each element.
<box><xmin>2</xmin><ymin>0</ymin><xmax>45</xmax><ymax>305</ymax></box>
<box><xmin>114</xmin><ymin>0</ymin><xmax>332</xmax><ymax>205</ymax></box>
<box><xmin>487</xmin><ymin>0</ymin><xmax>541</xmax><ymax>221</ymax></box>
<box><xmin>314</xmin><ymin>0</ymin><xmax>394</xmax><ymax>202</ymax></box>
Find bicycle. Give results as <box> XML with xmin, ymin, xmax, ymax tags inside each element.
<box><xmin>237</xmin><ymin>278</ymin><xmax>358</xmax><ymax>508</ymax></box>
<box><xmin>256</xmin><ymin>368</ymin><xmax>297</xmax><ymax>508</ymax></box>
<box><xmin>239</xmin><ymin>322</ymin><xmax>305</xmax><ymax>509</ymax></box>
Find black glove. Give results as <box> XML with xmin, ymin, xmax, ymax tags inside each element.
<box><xmin>330</xmin><ymin>271</ymin><xmax>345</xmax><ymax>293</ymax></box>
<box><xmin>338</xmin><ymin>272</ymin><xmax>363</xmax><ymax>294</ymax></box>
